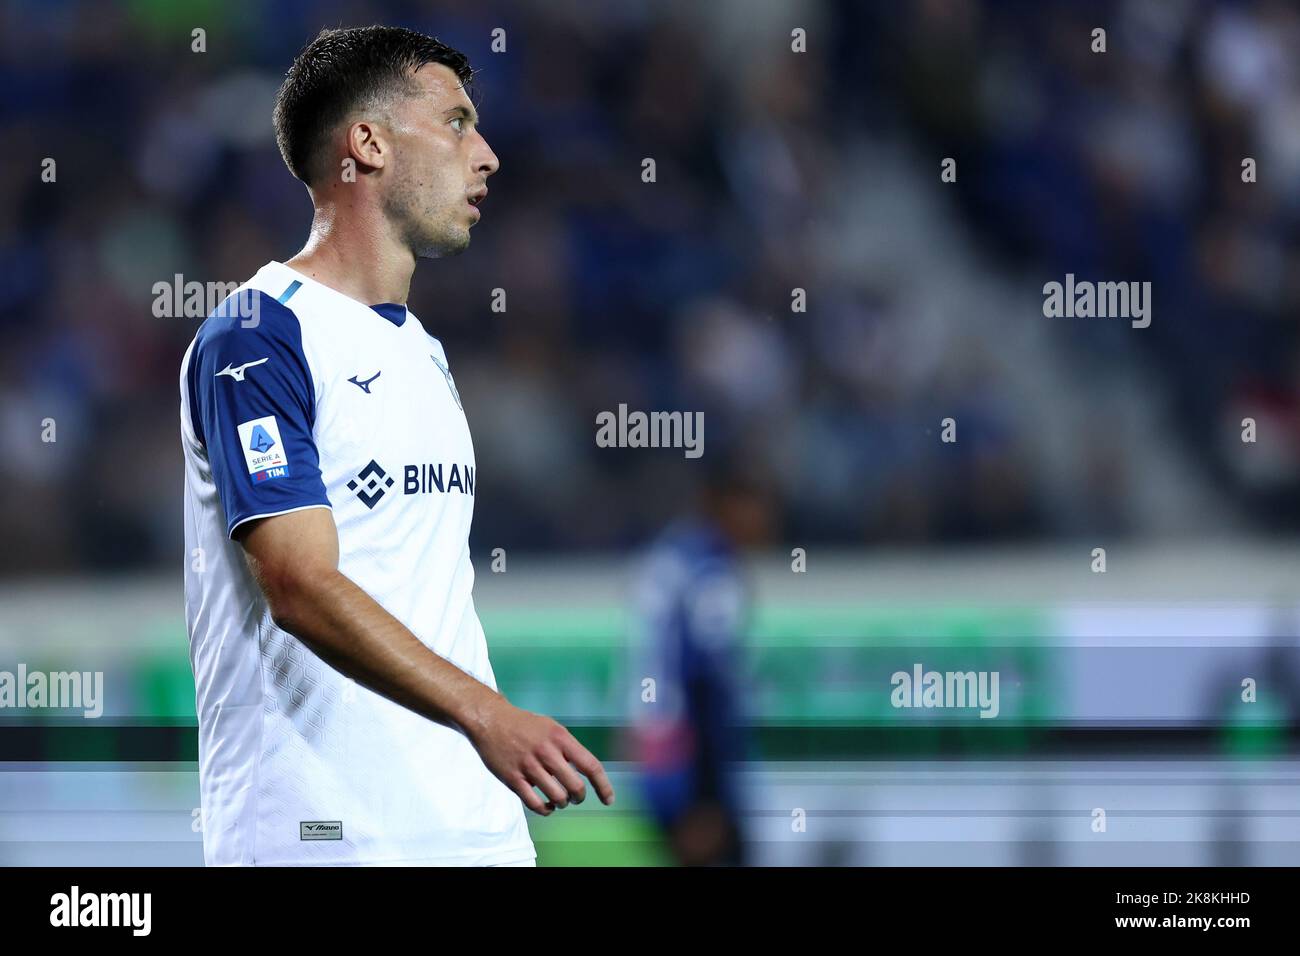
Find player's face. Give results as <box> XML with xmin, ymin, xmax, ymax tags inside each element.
<box><xmin>382</xmin><ymin>63</ymin><xmax>499</xmax><ymax>258</ymax></box>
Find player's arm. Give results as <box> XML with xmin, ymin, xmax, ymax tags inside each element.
<box><xmin>236</xmin><ymin>506</ymin><xmax>614</xmax><ymax>814</ymax></box>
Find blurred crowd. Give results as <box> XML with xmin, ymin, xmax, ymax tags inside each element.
<box><xmin>893</xmin><ymin>0</ymin><xmax>1300</xmax><ymax>533</ymax></box>
<box><xmin>1</xmin><ymin>0</ymin><xmax>1297</xmax><ymax>573</ymax></box>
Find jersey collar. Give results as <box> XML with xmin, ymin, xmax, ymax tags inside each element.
<box><xmin>369</xmin><ymin>303</ymin><xmax>408</xmax><ymax>327</ymax></box>
<box><xmin>264</xmin><ymin>261</ymin><xmax>409</xmax><ymax>329</ymax></box>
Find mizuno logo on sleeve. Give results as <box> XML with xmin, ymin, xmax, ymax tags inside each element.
<box><xmin>216</xmin><ymin>357</ymin><xmax>269</xmax><ymax>382</ymax></box>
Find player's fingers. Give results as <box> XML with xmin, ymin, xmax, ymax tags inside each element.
<box><xmin>524</xmin><ymin>758</ymin><xmax>569</xmax><ymax>809</ymax></box>
<box><xmin>562</xmin><ymin>737</ymin><xmax>615</xmax><ymax>805</ymax></box>
<box><xmin>511</xmin><ymin>774</ymin><xmax>551</xmax><ymax>816</ymax></box>
<box><xmin>540</xmin><ymin>746</ymin><xmax>587</xmax><ymax>804</ymax></box>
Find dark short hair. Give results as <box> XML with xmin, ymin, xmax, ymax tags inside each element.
<box><xmin>273</xmin><ymin>25</ymin><xmax>474</xmax><ymax>186</ymax></box>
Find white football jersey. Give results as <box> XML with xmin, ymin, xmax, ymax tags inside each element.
<box><xmin>179</xmin><ymin>260</ymin><xmax>534</xmax><ymax>865</ymax></box>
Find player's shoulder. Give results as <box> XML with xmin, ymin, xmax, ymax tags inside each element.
<box><xmin>195</xmin><ymin>290</ymin><xmax>301</xmax><ymax>347</ymax></box>
<box><xmin>188</xmin><ymin>267</ymin><xmax>307</xmax><ymax>369</ymax></box>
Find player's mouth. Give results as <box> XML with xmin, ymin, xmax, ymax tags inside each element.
<box><xmin>467</xmin><ymin>186</ymin><xmax>487</xmax><ymax>219</ymax></box>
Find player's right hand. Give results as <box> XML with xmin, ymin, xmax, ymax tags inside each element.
<box><xmin>466</xmin><ymin>698</ymin><xmax>615</xmax><ymax>815</ymax></box>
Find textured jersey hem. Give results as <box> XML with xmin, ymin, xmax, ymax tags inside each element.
<box><xmin>237</xmin><ymin>842</ymin><xmax>537</xmax><ymax>867</ymax></box>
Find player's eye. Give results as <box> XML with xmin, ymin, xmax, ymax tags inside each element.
<box><xmin>450</xmin><ymin>116</ymin><xmax>465</xmax><ymax>134</ymax></box>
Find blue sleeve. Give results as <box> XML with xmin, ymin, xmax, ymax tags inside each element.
<box><xmin>187</xmin><ymin>289</ymin><xmax>330</xmax><ymax>537</ymax></box>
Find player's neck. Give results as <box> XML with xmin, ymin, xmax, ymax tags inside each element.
<box><xmin>286</xmin><ymin>202</ymin><xmax>415</xmax><ymax>306</ymax></box>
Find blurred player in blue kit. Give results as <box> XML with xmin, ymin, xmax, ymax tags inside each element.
<box><xmin>628</xmin><ymin>456</ymin><xmax>772</xmax><ymax>865</ymax></box>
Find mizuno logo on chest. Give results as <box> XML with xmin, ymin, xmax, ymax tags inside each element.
<box><xmin>348</xmin><ymin>371</ymin><xmax>381</xmax><ymax>394</ymax></box>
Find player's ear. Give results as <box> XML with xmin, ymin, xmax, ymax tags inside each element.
<box><xmin>344</xmin><ymin>119</ymin><xmax>387</xmax><ymax>175</ymax></box>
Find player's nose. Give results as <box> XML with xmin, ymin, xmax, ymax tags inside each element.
<box><xmin>473</xmin><ymin>132</ymin><xmax>500</xmax><ymax>179</ymax></box>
